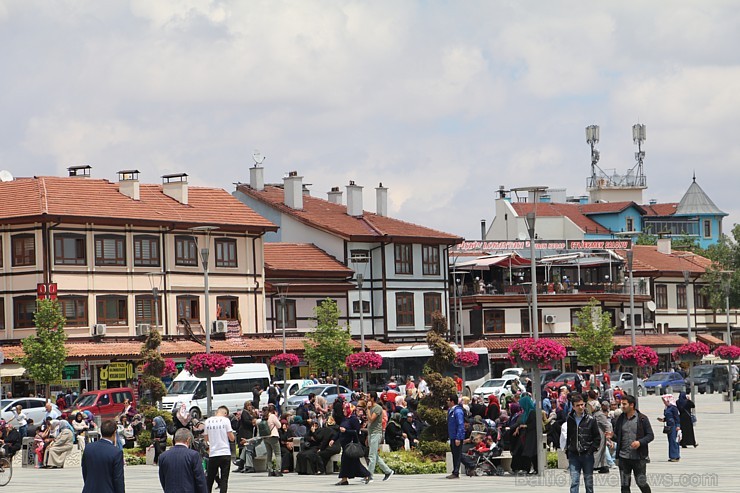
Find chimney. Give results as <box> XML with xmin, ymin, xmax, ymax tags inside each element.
<box><xmin>68</xmin><ymin>164</ymin><xmax>92</xmax><ymax>178</ymax></box>
<box><xmin>162</xmin><ymin>173</ymin><xmax>189</xmax><ymax>205</ymax></box>
<box><xmin>346</xmin><ymin>180</ymin><xmax>363</xmax><ymax>217</ymax></box>
<box><xmin>117</xmin><ymin>170</ymin><xmax>140</xmax><ymax>200</ymax></box>
<box><xmin>249</xmin><ymin>165</ymin><xmax>264</xmax><ymax>191</ymax></box>
<box><xmin>283</xmin><ymin>171</ymin><xmax>303</xmax><ymax>210</ymax></box>
<box><xmin>657</xmin><ymin>238</ymin><xmax>671</xmax><ymax>255</ymax></box>
<box><xmin>327</xmin><ymin>186</ymin><xmax>343</xmax><ymax>204</ymax></box>
<box><xmin>480</xmin><ymin>219</ymin><xmax>486</xmax><ymax>240</ymax></box>
<box><xmin>375</xmin><ymin>182</ymin><xmax>388</xmax><ymax>216</ymax></box>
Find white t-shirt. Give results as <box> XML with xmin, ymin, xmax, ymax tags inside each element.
<box><xmin>12</xmin><ymin>410</ymin><xmax>28</xmax><ymax>427</ymax></box>
<box><xmin>205</xmin><ymin>415</ymin><xmax>233</xmax><ymax>457</ymax></box>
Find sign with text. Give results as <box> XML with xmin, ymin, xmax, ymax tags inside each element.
<box><xmin>62</xmin><ymin>365</ymin><xmax>80</xmax><ymax>380</ymax></box>
<box><xmin>452</xmin><ymin>239</ymin><xmax>631</xmax><ymax>253</ymax></box>
<box><xmin>36</xmin><ymin>282</ymin><xmax>58</xmax><ymax>300</ymax></box>
<box><xmin>107</xmin><ymin>362</ymin><xmax>129</xmax><ymax>381</ymax></box>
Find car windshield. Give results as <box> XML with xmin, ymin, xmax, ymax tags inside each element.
<box><xmin>482</xmin><ymin>379</ymin><xmax>506</xmax><ymax>388</ymax></box>
<box><xmin>295</xmin><ymin>386</ymin><xmax>325</xmax><ymax>397</ymax></box>
<box><xmin>167</xmin><ymin>380</ymin><xmax>201</xmax><ymax>395</ymax></box>
<box><xmin>691</xmin><ymin>367</ymin><xmax>713</xmax><ymax>377</ymax></box>
<box><xmin>75</xmin><ymin>394</ymin><xmax>98</xmax><ymax>407</ymax></box>
<box><xmin>0</xmin><ymin>399</ymin><xmax>12</xmax><ymax>409</ymax></box>
<box><xmin>646</xmin><ymin>373</ymin><xmax>673</xmax><ymax>382</ymax></box>
<box><xmin>555</xmin><ymin>374</ymin><xmax>575</xmax><ymax>382</ymax></box>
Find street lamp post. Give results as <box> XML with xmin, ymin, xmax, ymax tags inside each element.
<box><xmin>351</xmin><ymin>253</ymin><xmax>370</xmax><ymax>392</ymax></box>
<box><xmin>525</xmin><ymin>212</ymin><xmax>544</xmax><ymax>476</ymax></box>
<box><xmin>455</xmin><ymin>273</ymin><xmax>466</xmax><ymax>396</ymax></box>
<box><xmin>683</xmin><ymin>270</ymin><xmax>696</xmax><ymax>402</ymax></box>
<box><xmin>626</xmin><ymin>250</ymin><xmax>638</xmax><ymax>405</ymax></box>
<box><xmin>721</xmin><ymin>271</ymin><xmax>734</xmax><ymax>413</ymax></box>
<box><xmin>275</xmin><ymin>283</ymin><xmax>289</xmax><ymax>410</ymax></box>
<box><xmin>190</xmin><ymin>226</ymin><xmax>218</xmax><ymax>417</ymax></box>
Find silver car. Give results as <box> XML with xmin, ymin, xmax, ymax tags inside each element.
<box><xmin>284</xmin><ymin>384</ymin><xmax>352</xmax><ymax>412</ymax></box>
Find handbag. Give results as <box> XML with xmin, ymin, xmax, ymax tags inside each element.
<box><xmin>344</xmin><ymin>437</ymin><xmax>365</xmax><ymax>459</ymax></box>
<box><xmin>690</xmin><ymin>412</ymin><xmax>697</xmax><ymax>424</ymax></box>
<box><xmin>662</xmin><ymin>425</ymin><xmax>671</xmax><ymax>434</ymax></box>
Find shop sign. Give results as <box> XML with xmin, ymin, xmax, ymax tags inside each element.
<box><xmin>89</xmin><ymin>360</ymin><xmax>111</xmax><ymax>366</ymax></box>
<box><xmin>62</xmin><ymin>365</ymin><xmax>80</xmax><ymax>380</ymax></box>
<box><xmin>107</xmin><ymin>362</ymin><xmax>130</xmax><ymax>381</ymax></box>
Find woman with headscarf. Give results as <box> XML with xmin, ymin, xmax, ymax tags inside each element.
<box><xmin>590</xmin><ymin>399</ymin><xmax>612</xmax><ymax>473</ymax></box>
<box><xmin>486</xmin><ymin>394</ymin><xmax>501</xmax><ymax>421</ymax></box>
<box><xmin>676</xmin><ymin>391</ymin><xmax>697</xmax><ymax>448</ymax></box>
<box><xmin>289</xmin><ymin>415</ymin><xmax>307</xmax><ymax>438</ymax></box>
<box><xmin>384</xmin><ymin>412</ymin><xmax>404</xmax><ymax>451</ymax></box>
<box><xmin>278</xmin><ymin>418</ymin><xmax>295</xmax><ymax>473</ymax></box>
<box><xmin>71</xmin><ymin>412</ymin><xmax>89</xmax><ymax>450</ymax></box>
<box><xmin>657</xmin><ymin>394</ymin><xmax>681</xmax><ymax>462</ymax></box>
<box><xmin>331</xmin><ymin>403</ymin><xmax>371</xmax><ymax>485</ymax></box>
<box><xmin>510</xmin><ymin>394</ymin><xmax>537</xmax><ymax>474</ymax></box>
<box><xmin>44</xmin><ymin>419</ymin><xmax>75</xmax><ymax>468</ymax></box>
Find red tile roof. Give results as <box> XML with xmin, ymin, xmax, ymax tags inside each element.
<box><xmin>579</xmin><ymin>201</ymin><xmax>645</xmax><ymax>215</ymax></box>
<box><xmin>237</xmin><ymin>185</ymin><xmax>462</xmax><ymax>243</ymax></box>
<box><xmin>696</xmin><ymin>334</ymin><xmax>725</xmax><ymax>346</ymax></box>
<box><xmin>511</xmin><ymin>203</ymin><xmax>610</xmax><ymax>234</ymax></box>
<box><xmin>642</xmin><ymin>203</ymin><xmax>678</xmax><ymax>216</ymax></box>
<box><xmin>0</xmin><ymin>177</ymin><xmax>277</xmax><ymax>232</ymax></box>
<box><xmin>468</xmin><ymin>334</ymin><xmax>688</xmax><ymax>352</ymax></box>
<box><xmin>264</xmin><ymin>243</ymin><xmax>353</xmax><ymax>277</ymax></box>
<box><xmin>615</xmin><ymin>245</ymin><xmax>712</xmax><ymax>276</ymax></box>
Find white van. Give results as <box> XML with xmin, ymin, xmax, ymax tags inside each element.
<box><xmin>162</xmin><ymin>363</ymin><xmax>271</xmax><ymax>418</ymax></box>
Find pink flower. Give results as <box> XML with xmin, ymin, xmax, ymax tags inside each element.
<box><xmin>454</xmin><ymin>351</ymin><xmax>479</xmax><ymax>367</ymax></box>
<box><xmin>671</xmin><ymin>342</ymin><xmax>710</xmax><ymax>361</ymax></box>
<box><xmin>184</xmin><ymin>353</ymin><xmax>234</xmax><ymax>374</ymax></box>
<box><xmin>270</xmin><ymin>353</ymin><xmax>301</xmax><ymax>367</ymax></box>
<box><xmin>508</xmin><ymin>338</ymin><xmax>566</xmax><ymax>365</ymax></box>
<box><xmin>346</xmin><ymin>351</ymin><xmax>383</xmax><ymax>370</ymax></box>
<box><xmin>615</xmin><ymin>345</ymin><xmax>659</xmax><ymax>367</ymax></box>
<box><xmin>713</xmin><ymin>345</ymin><xmax>740</xmax><ymax>361</ymax></box>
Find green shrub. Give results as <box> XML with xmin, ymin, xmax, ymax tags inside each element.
<box><xmin>546</xmin><ymin>450</ymin><xmax>558</xmax><ymax>469</ymax></box>
<box><xmin>378</xmin><ymin>450</ymin><xmax>446</xmax><ymax>475</ymax></box>
<box><xmin>139</xmin><ymin>405</ymin><xmax>173</xmax><ymax>425</ymax></box>
<box><xmin>137</xmin><ymin>430</ymin><xmax>152</xmax><ymax>450</ymax></box>
<box><xmin>123</xmin><ymin>449</ymin><xmax>146</xmax><ymax>466</ymax></box>
<box><xmin>417</xmin><ymin>440</ymin><xmax>449</xmax><ymax>458</ymax></box>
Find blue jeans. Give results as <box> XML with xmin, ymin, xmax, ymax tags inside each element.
<box><xmin>667</xmin><ymin>427</ymin><xmax>680</xmax><ymax>460</ymax></box>
<box><xmin>367</xmin><ymin>433</ymin><xmax>392</xmax><ymax>477</ymax></box>
<box><xmin>569</xmin><ymin>453</ymin><xmax>595</xmax><ymax>493</ymax></box>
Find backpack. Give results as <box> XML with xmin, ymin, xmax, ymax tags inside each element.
<box><xmin>258</xmin><ymin>418</ymin><xmax>271</xmax><ymax>437</ymax></box>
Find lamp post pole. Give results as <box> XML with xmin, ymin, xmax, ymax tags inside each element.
<box><xmin>276</xmin><ymin>283</ymin><xmax>289</xmax><ymax>412</ymax></box>
<box><xmin>526</xmin><ymin>212</ymin><xmax>544</xmax><ymax>476</ymax></box>
<box><xmin>722</xmin><ymin>272</ymin><xmax>734</xmax><ymax>414</ymax></box>
<box><xmin>627</xmin><ymin>250</ymin><xmax>638</xmax><ymax>405</ymax></box>
<box><xmin>350</xmin><ymin>252</ymin><xmax>370</xmax><ymax>392</ymax></box>
<box><xmin>191</xmin><ymin>226</ymin><xmax>218</xmax><ymax>417</ymax></box>
<box><xmin>683</xmin><ymin>270</ymin><xmax>696</xmax><ymax>402</ymax></box>
<box><xmin>457</xmin><ymin>274</ymin><xmax>466</xmax><ymax>396</ymax></box>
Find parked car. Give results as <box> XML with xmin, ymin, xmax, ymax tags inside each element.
<box><xmin>688</xmin><ymin>364</ymin><xmax>730</xmax><ymax>394</ymax></box>
<box><xmin>520</xmin><ymin>369</ymin><xmax>562</xmax><ymax>390</ymax></box>
<box><xmin>501</xmin><ymin>367</ymin><xmax>524</xmax><ymax>377</ymax></box>
<box><xmin>643</xmin><ymin>372</ymin><xmax>686</xmax><ymax>395</ymax></box>
<box><xmin>544</xmin><ymin>372</ymin><xmax>592</xmax><ymax>393</ymax></box>
<box><xmin>69</xmin><ymin>387</ymin><xmax>136</xmax><ymax>418</ymax></box>
<box><xmin>597</xmin><ymin>372</ymin><xmax>645</xmax><ymax>396</ymax></box>
<box><xmin>1</xmin><ymin>398</ymin><xmax>60</xmax><ymax>425</ymax></box>
<box><xmin>273</xmin><ymin>379</ymin><xmax>315</xmax><ymax>399</ymax></box>
<box><xmin>472</xmin><ymin>375</ymin><xmax>521</xmax><ymax>399</ymax></box>
<box><xmin>284</xmin><ymin>384</ymin><xmax>352</xmax><ymax>412</ymax></box>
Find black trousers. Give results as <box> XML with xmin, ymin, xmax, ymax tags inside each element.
<box><xmin>207</xmin><ymin>455</ymin><xmax>231</xmax><ymax>493</ymax></box>
<box><xmin>450</xmin><ymin>440</ymin><xmax>463</xmax><ymax>476</ymax></box>
<box><xmin>618</xmin><ymin>458</ymin><xmax>652</xmax><ymax>493</ymax></box>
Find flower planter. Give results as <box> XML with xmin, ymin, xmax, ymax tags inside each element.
<box><xmin>618</xmin><ymin>357</ymin><xmax>638</xmax><ymax>367</ymax></box>
<box><xmin>452</xmin><ymin>362</ymin><xmax>476</xmax><ymax>369</ymax></box>
<box><xmin>676</xmin><ymin>354</ymin><xmax>702</xmax><ymax>363</ymax></box>
<box><xmin>516</xmin><ymin>356</ymin><xmax>552</xmax><ymax>370</ymax></box>
<box><xmin>194</xmin><ymin>368</ymin><xmax>226</xmax><ymax>379</ymax></box>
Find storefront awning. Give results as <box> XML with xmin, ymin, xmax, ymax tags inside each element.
<box><xmin>454</xmin><ymin>253</ymin><xmax>529</xmax><ymax>270</ymax></box>
<box><xmin>0</xmin><ymin>364</ymin><xmax>26</xmax><ymax>378</ymax></box>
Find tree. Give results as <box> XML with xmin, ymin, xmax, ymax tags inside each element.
<box><xmin>570</xmin><ymin>298</ymin><xmax>615</xmax><ymax>369</ymax></box>
<box><xmin>139</xmin><ymin>327</ymin><xmax>167</xmax><ymax>406</ymax></box>
<box><xmin>417</xmin><ymin>311</ymin><xmax>457</xmax><ymax>441</ymax></box>
<box><xmin>303</xmin><ymin>298</ymin><xmax>353</xmax><ymax>386</ymax></box>
<box><xmin>18</xmin><ymin>298</ymin><xmax>68</xmax><ymax>399</ymax></box>
<box><xmin>701</xmin><ymin>224</ymin><xmax>740</xmax><ymax>320</ymax></box>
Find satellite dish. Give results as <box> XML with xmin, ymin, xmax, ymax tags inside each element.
<box><xmin>647</xmin><ymin>301</ymin><xmax>656</xmax><ymax>312</ymax></box>
<box><xmin>252</xmin><ymin>149</ymin><xmax>265</xmax><ymax>166</ymax></box>
<box><xmin>517</xmin><ymin>233</ymin><xmax>527</xmax><ymax>241</ymax></box>
<box><xmin>0</xmin><ymin>170</ymin><xmax>14</xmax><ymax>182</ymax></box>
<box><xmin>618</xmin><ymin>311</ymin><xmax>627</xmax><ymax>322</ymax></box>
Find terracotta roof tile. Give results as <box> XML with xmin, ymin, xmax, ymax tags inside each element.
<box><xmin>511</xmin><ymin>203</ymin><xmax>611</xmax><ymax>234</ymax></box>
<box><xmin>0</xmin><ymin>177</ymin><xmax>277</xmax><ymax>231</ymax></box>
<box><xmin>642</xmin><ymin>203</ymin><xmax>678</xmax><ymax>216</ymax></box>
<box><xmin>579</xmin><ymin>202</ymin><xmax>645</xmax><ymax>215</ymax></box>
<box><xmin>237</xmin><ymin>185</ymin><xmax>462</xmax><ymax>243</ymax></box>
<box><xmin>696</xmin><ymin>334</ymin><xmax>725</xmax><ymax>346</ymax></box>
<box><xmin>264</xmin><ymin>243</ymin><xmax>353</xmax><ymax>277</ymax></box>
<box><xmin>615</xmin><ymin>245</ymin><xmax>712</xmax><ymax>276</ymax></box>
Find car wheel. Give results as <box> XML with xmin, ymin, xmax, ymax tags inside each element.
<box><xmin>190</xmin><ymin>407</ymin><xmax>202</xmax><ymax>420</ymax></box>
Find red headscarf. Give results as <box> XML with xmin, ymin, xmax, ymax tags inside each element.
<box><xmin>343</xmin><ymin>402</ymin><xmax>353</xmax><ymax>418</ymax></box>
<box><xmin>486</xmin><ymin>394</ymin><xmax>500</xmax><ymax>415</ymax></box>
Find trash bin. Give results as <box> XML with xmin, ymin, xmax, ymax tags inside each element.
<box><xmin>22</xmin><ymin>436</ymin><xmax>35</xmax><ymax>468</ymax></box>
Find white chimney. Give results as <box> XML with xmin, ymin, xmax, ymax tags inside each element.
<box><xmin>657</xmin><ymin>238</ymin><xmax>671</xmax><ymax>255</ymax></box>
<box><xmin>117</xmin><ymin>170</ymin><xmax>140</xmax><ymax>200</ymax></box>
<box><xmin>283</xmin><ymin>171</ymin><xmax>303</xmax><ymax>210</ymax></box>
<box><xmin>327</xmin><ymin>186</ymin><xmax>343</xmax><ymax>204</ymax></box>
<box><xmin>375</xmin><ymin>182</ymin><xmax>388</xmax><ymax>216</ymax></box>
<box><xmin>249</xmin><ymin>165</ymin><xmax>264</xmax><ymax>191</ymax></box>
<box><xmin>346</xmin><ymin>180</ymin><xmax>363</xmax><ymax>217</ymax></box>
<box><xmin>162</xmin><ymin>173</ymin><xmax>188</xmax><ymax>205</ymax></box>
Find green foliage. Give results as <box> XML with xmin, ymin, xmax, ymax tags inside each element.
<box><xmin>570</xmin><ymin>299</ymin><xmax>615</xmax><ymax>367</ymax></box>
<box><xmin>140</xmin><ymin>328</ymin><xmax>167</xmax><ymax>404</ymax></box>
<box><xmin>423</xmin><ymin>312</ymin><xmax>455</xmax><ymax>375</ymax></box>
<box><xmin>378</xmin><ymin>450</ymin><xmax>446</xmax><ymax>474</ymax></box>
<box><xmin>18</xmin><ymin>299</ymin><xmax>68</xmax><ymax>397</ymax></box>
<box><xmin>303</xmin><ymin>298</ymin><xmax>353</xmax><ymax>378</ymax></box>
<box><xmin>546</xmin><ymin>450</ymin><xmax>559</xmax><ymax>469</ymax></box>
<box><xmin>417</xmin><ymin>440</ymin><xmax>450</xmax><ymax>458</ymax></box>
<box><xmin>139</xmin><ymin>405</ymin><xmax>173</xmax><ymax>425</ymax></box>
<box><xmin>123</xmin><ymin>448</ymin><xmax>146</xmax><ymax>465</ymax></box>
<box><xmin>136</xmin><ymin>430</ymin><xmax>152</xmax><ymax>450</ymax></box>
<box><xmin>635</xmin><ymin>233</ymin><xmax>657</xmax><ymax>246</ymax></box>
<box><xmin>702</xmin><ymin>225</ymin><xmax>740</xmax><ymax>315</ymax></box>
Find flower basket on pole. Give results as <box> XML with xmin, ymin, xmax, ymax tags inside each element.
<box><xmin>713</xmin><ymin>345</ymin><xmax>740</xmax><ymax>362</ymax></box>
<box><xmin>270</xmin><ymin>353</ymin><xmax>301</xmax><ymax>369</ymax></box>
<box><xmin>453</xmin><ymin>351</ymin><xmax>479</xmax><ymax>368</ymax></box>
<box><xmin>185</xmin><ymin>353</ymin><xmax>234</xmax><ymax>379</ymax></box>
<box><xmin>345</xmin><ymin>351</ymin><xmax>383</xmax><ymax>372</ymax></box>
<box><xmin>672</xmin><ymin>342</ymin><xmax>710</xmax><ymax>363</ymax></box>
<box><xmin>508</xmin><ymin>338</ymin><xmax>566</xmax><ymax>370</ymax></box>
<box><xmin>614</xmin><ymin>346</ymin><xmax>659</xmax><ymax>368</ymax></box>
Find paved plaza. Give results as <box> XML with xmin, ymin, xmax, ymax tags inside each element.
<box><xmin>5</xmin><ymin>394</ymin><xmax>739</xmax><ymax>492</ymax></box>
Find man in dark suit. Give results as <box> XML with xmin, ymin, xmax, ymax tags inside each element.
<box><xmin>81</xmin><ymin>419</ymin><xmax>125</xmax><ymax>493</ymax></box>
<box><xmin>159</xmin><ymin>428</ymin><xmax>207</xmax><ymax>493</ymax></box>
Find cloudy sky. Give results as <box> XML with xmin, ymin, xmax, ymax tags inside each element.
<box><xmin>1</xmin><ymin>0</ymin><xmax>739</xmax><ymax>239</ymax></box>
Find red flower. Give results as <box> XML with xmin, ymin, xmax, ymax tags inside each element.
<box><xmin>508</xmin><ymin>338</ymin><xmax>566</xmax><ymax>365</ymax></box>
<box><xmin>454</xmin><ymin>351</ymin><xmax>479</xmax><ymax>368</ymax></box>
<box><xmin>184</xmin><ymin>353</ymin><xmax>234</xmax><ymax>374</ymax></box>
<box><xmin>270</xmin><ymin>353</ymin><xmax>301</xmax><ymax>367</ymax></box>
<box><xmin>346</xmin><ymin>351</ymin><xmax>383</xmax><ymax>371</ymax></box>
<box><xmin>671</xmin><ymin>342</ymin><xmax>710</xmax><ymax>361</ymax></box>
<box><xmin>713</xmin><ymin>345</ymin><xmax>740</xmax><ymax>361</ymax></box>
<box><xmin>615</xmin><ymin>345</ymin><xmax>659</xmax><ymax>367</ymax></box>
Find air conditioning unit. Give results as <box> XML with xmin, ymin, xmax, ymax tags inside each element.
<box><xmin>544</xmin><ymin>314</ymin><xmax>557</xmax><ymax>324</ymax></box>
<box><xmin>136</xmin><ymin>324</ymin><xmax>151</xmax><ymax>336</ymax></box>
<box><xmin>92</xmin><ymin>324</ymin><xmax>107</xmax><ymax>336</ymax></box>
<box><xmin>212</xmin><ymin>320</ymin><xmax>228</xmax><ymax>333</ymax></box>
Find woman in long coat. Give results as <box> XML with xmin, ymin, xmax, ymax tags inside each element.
<box><xmin>676</xmin><ymin>392</ymin><xmax>697</xmax><ymax>448</ymax></box>
<box><xmin>510</xmin><ymin>395</ymin><xmax>537</xmax><ymax>474</ymax></box>
<box><xmin>44</xmin><ymin>420</ymin><xmax>75</xmax><ymax>468</ymax></box>
<box><xmin>590</xmin><ymin>400</ymin><xmax>612</xmax><ymax>473</ymax></box>
<box><xmin>332</xmin><ymin>403</ymin><xmax>371</xmax><ymax>485</ymax></box>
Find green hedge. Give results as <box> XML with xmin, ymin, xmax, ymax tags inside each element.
<box><xmin>547</xmin><ymin>450</ymin><xmax>558</xmax><ymax>469</ymax></box>
<box><xmin>123</xmin><ymin>449</ymin><xmax>146</xmax><ymax>466</ymax></box>
<box><xmin>378</xmin><ymin>450</ymin><xmax>446</xmax><ymax>475</ymax></box>
<box><xmin>417</xmin><ymin>440</ymin><xmax>449</xmax><ymax>458</ymax></box>
<box><xmin>137</xmin><ymin>430</ymin><xmax>152</xmax><ymax>450</ymax></box>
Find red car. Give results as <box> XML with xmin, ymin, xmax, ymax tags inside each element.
<box><xmin>68</xmin><ymin>387</ymin><xmax>137</xmax><ymax>418</ymax></box>
<box><xmin>544</xmin><ymin>373</ymin><xmax>592</xmax><ymax>393</ymax></box>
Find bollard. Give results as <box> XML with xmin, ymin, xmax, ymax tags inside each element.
<box><xmin>21</xmin><ymin>436</ymin><xmax>36</xmax><ymax>468</ymax></box>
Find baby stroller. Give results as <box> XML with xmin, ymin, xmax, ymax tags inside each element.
<box><xmin>469</xmin><ymin>442</ymin><xmax>505</xmax><ymax>476</ymax></box>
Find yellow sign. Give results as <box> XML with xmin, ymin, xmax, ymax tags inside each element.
<box><xmin>108</xmin><ymin>362</ymin><xmax>128</xmax><ymax>381</ymax></box>
<box><xmin>100</xmin><ymin>380</ymin><xmax>107</xmax><ymax>390</ymax></box>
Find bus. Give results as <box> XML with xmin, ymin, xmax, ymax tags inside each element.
<box><xmin>372</xmin><ymin>344</ymin><xmax>491</xmax><ymax>396</ymax></box>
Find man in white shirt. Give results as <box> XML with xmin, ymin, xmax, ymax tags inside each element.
<box><xmin>45</xmin><ymin>402</ymin><xmax>61</xmax><ymax>420</ymax></box>
<box><xmin>417</xmin><ymin>376</ymin><xmax>429</xmax><ymax>396</ymax></box>
<box><xmin>204</xmin><ymin>406</ymin><xmax>235</xmax><ymax>493</ymax></box>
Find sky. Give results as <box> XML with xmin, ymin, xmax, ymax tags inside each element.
<box><xmin>1</xmin><ymin>0</ymin><xmax>739</xmax><ymax>240</ymax></box>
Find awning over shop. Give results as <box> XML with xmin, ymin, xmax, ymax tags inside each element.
<box><xmin>0</xmin><ymin>364</ymin><xmax>26</xmax><ymax>378</ymax></box>
<box><xmin>454</xmin><ymin>253</ymin><xmax>529</xmax><ymax>270</ymax></box>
